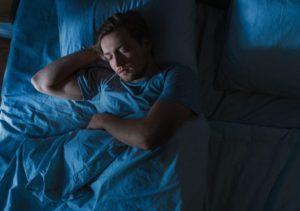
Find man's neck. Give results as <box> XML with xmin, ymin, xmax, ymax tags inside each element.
<box><xmin>144</xmin><ymin>58</ymin><xmax>160</xmax><ymax>79</ymax></box>
<box><xmin>131</xmin><ymin>58</ymin><xmax>159</xmax><ymax>83</ymax></box>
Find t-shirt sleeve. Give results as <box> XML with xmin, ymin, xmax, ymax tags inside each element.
<box><xmin>76</xmin><ymin>65</ymin><xmax>111</xmax><ymax>100</ymax></box>
<box><xmin>158</xmin><ymin>65</ymin><xmax>201</xmax><ymax>116</ymax></box>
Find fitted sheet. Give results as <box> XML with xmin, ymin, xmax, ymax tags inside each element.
<box><xmin>206</xmin><ymin>120</ymin><xmax>300</xmax><ymax>211</ymax></box>
<box><xmin>0</xmin><ymin>0</ymin><xmax>209</xmax><ymax>210</ymax></box>
<box><xmin>197</xmin><ymin>4</ymin><xmax>300</xmax><ymax>210</ymax></box>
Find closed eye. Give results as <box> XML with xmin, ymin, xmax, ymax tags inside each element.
<box><xmin>103</xmin><ymin>54</ymin><xmax>112</xmax><ymax>61</ymax></box>
<box><xmin>119</xmin><ymin>46</ymin><xmax>130</xmax><ymax>53</ymax></box>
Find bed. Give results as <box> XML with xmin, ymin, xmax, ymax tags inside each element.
<box><xmin>1</xmin><ymin>0</ymin><xmax>300</xmax><ymax>210</ymax></box>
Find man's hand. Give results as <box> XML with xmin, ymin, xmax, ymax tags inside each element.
<box><xmin>85</xmin><ymin>101</ymin><xmax>193</xmax><ymax>150</ymax></box>
<box><xmin>86</xmin><ymin>113</ymin><xmax>108</xmax><ymax>129</ymax></box>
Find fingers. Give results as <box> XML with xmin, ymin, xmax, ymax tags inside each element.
<box><xmin>92</xmin><ymin>44</ymin><xmax>102</xmax><ymax>59</ymax></box>
<box><xmin>86</xmin><ymin>121</ymin><xmax>94</xmax><ymax>129</ymax></box>
<box><xmin>86</xmin><ymin>114</ymin><xmax>102</xmax><ymax>129</ymax></box>
<box><xmin>86</xmin><ymin>119</ymin><xmax>99</xmax><ymax>129</ymax></box>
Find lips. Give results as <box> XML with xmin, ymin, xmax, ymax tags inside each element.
<box><xmin>118</xmin><ymin>68</ymin><xmax>127</xmax><ymax>74</ymax></box>
<box><xmin>117</xmin><ymin>66</ymin><xmax>131</xmax><ymax>74</ymax></box>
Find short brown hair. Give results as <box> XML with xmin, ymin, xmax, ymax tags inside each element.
<box><xmin>95</xmin><ymin>11</ymin><xmax>151</xmax><ymax>52</ymax></box>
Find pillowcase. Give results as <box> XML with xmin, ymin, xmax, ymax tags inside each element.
<box><xmin>215</xmin><ymin>0</ymin><xmax>300</xmax><ymax>97</ymax></box>
<box><xmin>55</xmin><ymin>0</ymin><xmax>197</xmax><ymax>71</ymax></box>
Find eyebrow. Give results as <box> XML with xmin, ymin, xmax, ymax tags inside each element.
<box><xmin>103</xmin><ymin>52</ymin><xmax>112</xmax><ymax>57</ymax></box>
<box><xmin>103</xmin><ymin>44</ymin><xmax>124</xmax><ymax>56</ymax></box>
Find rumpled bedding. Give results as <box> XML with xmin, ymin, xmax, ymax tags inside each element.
<box><xmin>197</xmin><ymin>4</ymin><xmax>300</xmax><ymax>211</ymax></box>
<box><xmin>0</xmin><ymin>0</ymin><xmax>209</xmax><ymax>210</ymax></box>
<box><xmin>0</xmin><ymin>118</ymin><xmax>208</xmax><ymax>210</ymax></box>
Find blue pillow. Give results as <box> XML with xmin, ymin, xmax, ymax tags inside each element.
<box><xmin>215</xmin><ymin>0</ymin><xmax>300</xmax><ymax>97</ymax></box>
<box><xmin>55</xmin><ymin>0</ymin><xmax>197</xmax><ymax>71</ymax></box>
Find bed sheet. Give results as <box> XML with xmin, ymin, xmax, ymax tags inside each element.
<box><xmin>197</xmin><ymin>4</ymin><xmax>300</xmax><ymax>129</ymax></box>
<box><xmin>206</xmin><ymin>120</ymin><xmax>300</xmax><ymax>211</ymax></box>
<box><xmin>0</xmin><ymin>116</ymin><xmax>209</xmax><ymax>210</ymax></box>
<box><xmin>197</xmin><ymin>4</ymin><xmax>300</xmax><ymax>211</ymax></box>
<box><xmin>0</xmin><ymin>0</ymin><xmax>209</xmax><ymax>210</ymax></box>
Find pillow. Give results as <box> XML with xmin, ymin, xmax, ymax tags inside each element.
<box><xmin>55</xmin><ymin>0</ymin><xmax>198</xmax><ymax>71</ymax></box>
<box><xmin>215</xmin><ymin>0</ymin><xmax>300</xmax><ymax>97</ymax></box>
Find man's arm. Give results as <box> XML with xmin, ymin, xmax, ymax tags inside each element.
<box><xmin>31</xmin><ymin>47</ymin><xmax>100</xmax><ymax>100</ymax></box>
<box><xmin>86</xmin><ymin>101</ymin><xmax>193</xmax><ymax>150</ymax></box>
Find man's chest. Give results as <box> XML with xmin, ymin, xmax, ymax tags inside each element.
<box><xmin>94</xmin><ymin>79</ymin><xmax>163</xmax><ymax>118</ymax></box>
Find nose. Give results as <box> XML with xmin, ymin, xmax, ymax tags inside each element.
<box><xmin>113</xmin><ymin>53</ymin><xmax>125</xmax><ymax>69</ymax></box>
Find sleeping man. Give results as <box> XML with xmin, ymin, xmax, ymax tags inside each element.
<box><xmin>31</xmin><ymin>11</ymin><xmax>200</xmax><ymax>150</ymax></box>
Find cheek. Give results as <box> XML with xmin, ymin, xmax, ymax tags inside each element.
<box><xmin>109</xmin><ymin>61</ymin><xmax>114</xmax><ymax>67</ymax></box>
<box><xmin>108</xmin><ymin>62</ymin><xmax>118</xmax><ymax>73</ymax></box>
<box><xmin>108</xmin><ymin>61</ymin><xmax>114</xmax><ymax>69</ymax></box>
<box><xmin>130</xmin><ymin>52</ymin><xmax>147</xmax><ymax>66</ymax></box>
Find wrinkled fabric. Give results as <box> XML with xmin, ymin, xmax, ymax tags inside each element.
<box><xmin>0</xmin><ymin>0</ymin><xmax>208</xmax><ymax>210</ymax></box>
<box><xmin>0</xmin><ymin>107</ymin><xmax>208</xmax><ymax>210</ymax></box>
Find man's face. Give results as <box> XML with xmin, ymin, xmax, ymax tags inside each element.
<box><xmin>100</xmin><ymin>28</ymin><xmax>151</xmax><ymax>82</ymax></box>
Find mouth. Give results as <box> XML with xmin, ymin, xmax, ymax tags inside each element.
<box><xmin>118</xmin><ymin>69</ymin><xmax>127</xmax><ymax>75</ymax></box>
<box><xmin>117</xmin><ymin>66</ymin><xmax>131</xmax><ymax>75</ymax></box>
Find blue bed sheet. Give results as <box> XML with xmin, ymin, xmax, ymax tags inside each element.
<box><xmin>196</xmin><ymin>4</ymin><xmax>300</xmax><ymax>211</ymax></box>
<box><xmin>0</xmin><ymin>0</ymin><xmax>209</xmax><ymax>210</ymax></box>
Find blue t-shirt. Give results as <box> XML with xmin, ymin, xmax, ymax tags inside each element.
<box><xmin>77</xmin><ymin>65</ymin><xmax>200</xmax><ymax>119</ymax></box>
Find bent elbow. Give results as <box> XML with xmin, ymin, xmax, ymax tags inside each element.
<box><xmin>31</xmin><ymin>74</ymin><xmax>49</xmax><ymax>93</ymax></box>
<box><xmin>139</xmin><ymin>142</ymin><xmax>153</xmax><ymax>150</ymax></box>
<box><xmin>139</xmin><ymin>142</ymin><xmax>156</xmax><ymax>151</ymax></box>
<box><xmin>31</xmin><ymin>75</ymin><xmax>40</xmax><ymax>90</ymax></box>
<box><xmin>31</xmin><ymin>75</ymin><xmax>43</xmax><ymax>92</ymax></box>
<box><xmin>138</xmin><ymin>134</ymin><xmax>161</xmax><ymax>150</ymax></box>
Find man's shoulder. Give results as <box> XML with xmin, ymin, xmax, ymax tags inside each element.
<box><xmin>84</xmin><ymin>65</ymin><xmax>115</xmax><ymax>80</ymax></box>
<box><xmin>77</xmin><ymin>65</ymin><xmax>116</xmax><ymax>88</ymax></box>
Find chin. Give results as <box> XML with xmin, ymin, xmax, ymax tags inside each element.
<box><xmin>120</xmin><ymin>74</ymin><xmax>136</xmax><ymax>82</ymax></box>
<box><xmin>120</xmin><ymin>73</ymin><xmax>141</xmax><ymax>83</ymax></box>
<box><xmin>120</xmin><ymin>76</ymin><xmax>132</xmax><ymax>82</ymax></box>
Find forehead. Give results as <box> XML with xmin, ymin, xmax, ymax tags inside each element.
<box><xmin>100</xmin><ymin>29</ymin><xmax>136</xmax><ymax>53</ymax></box>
